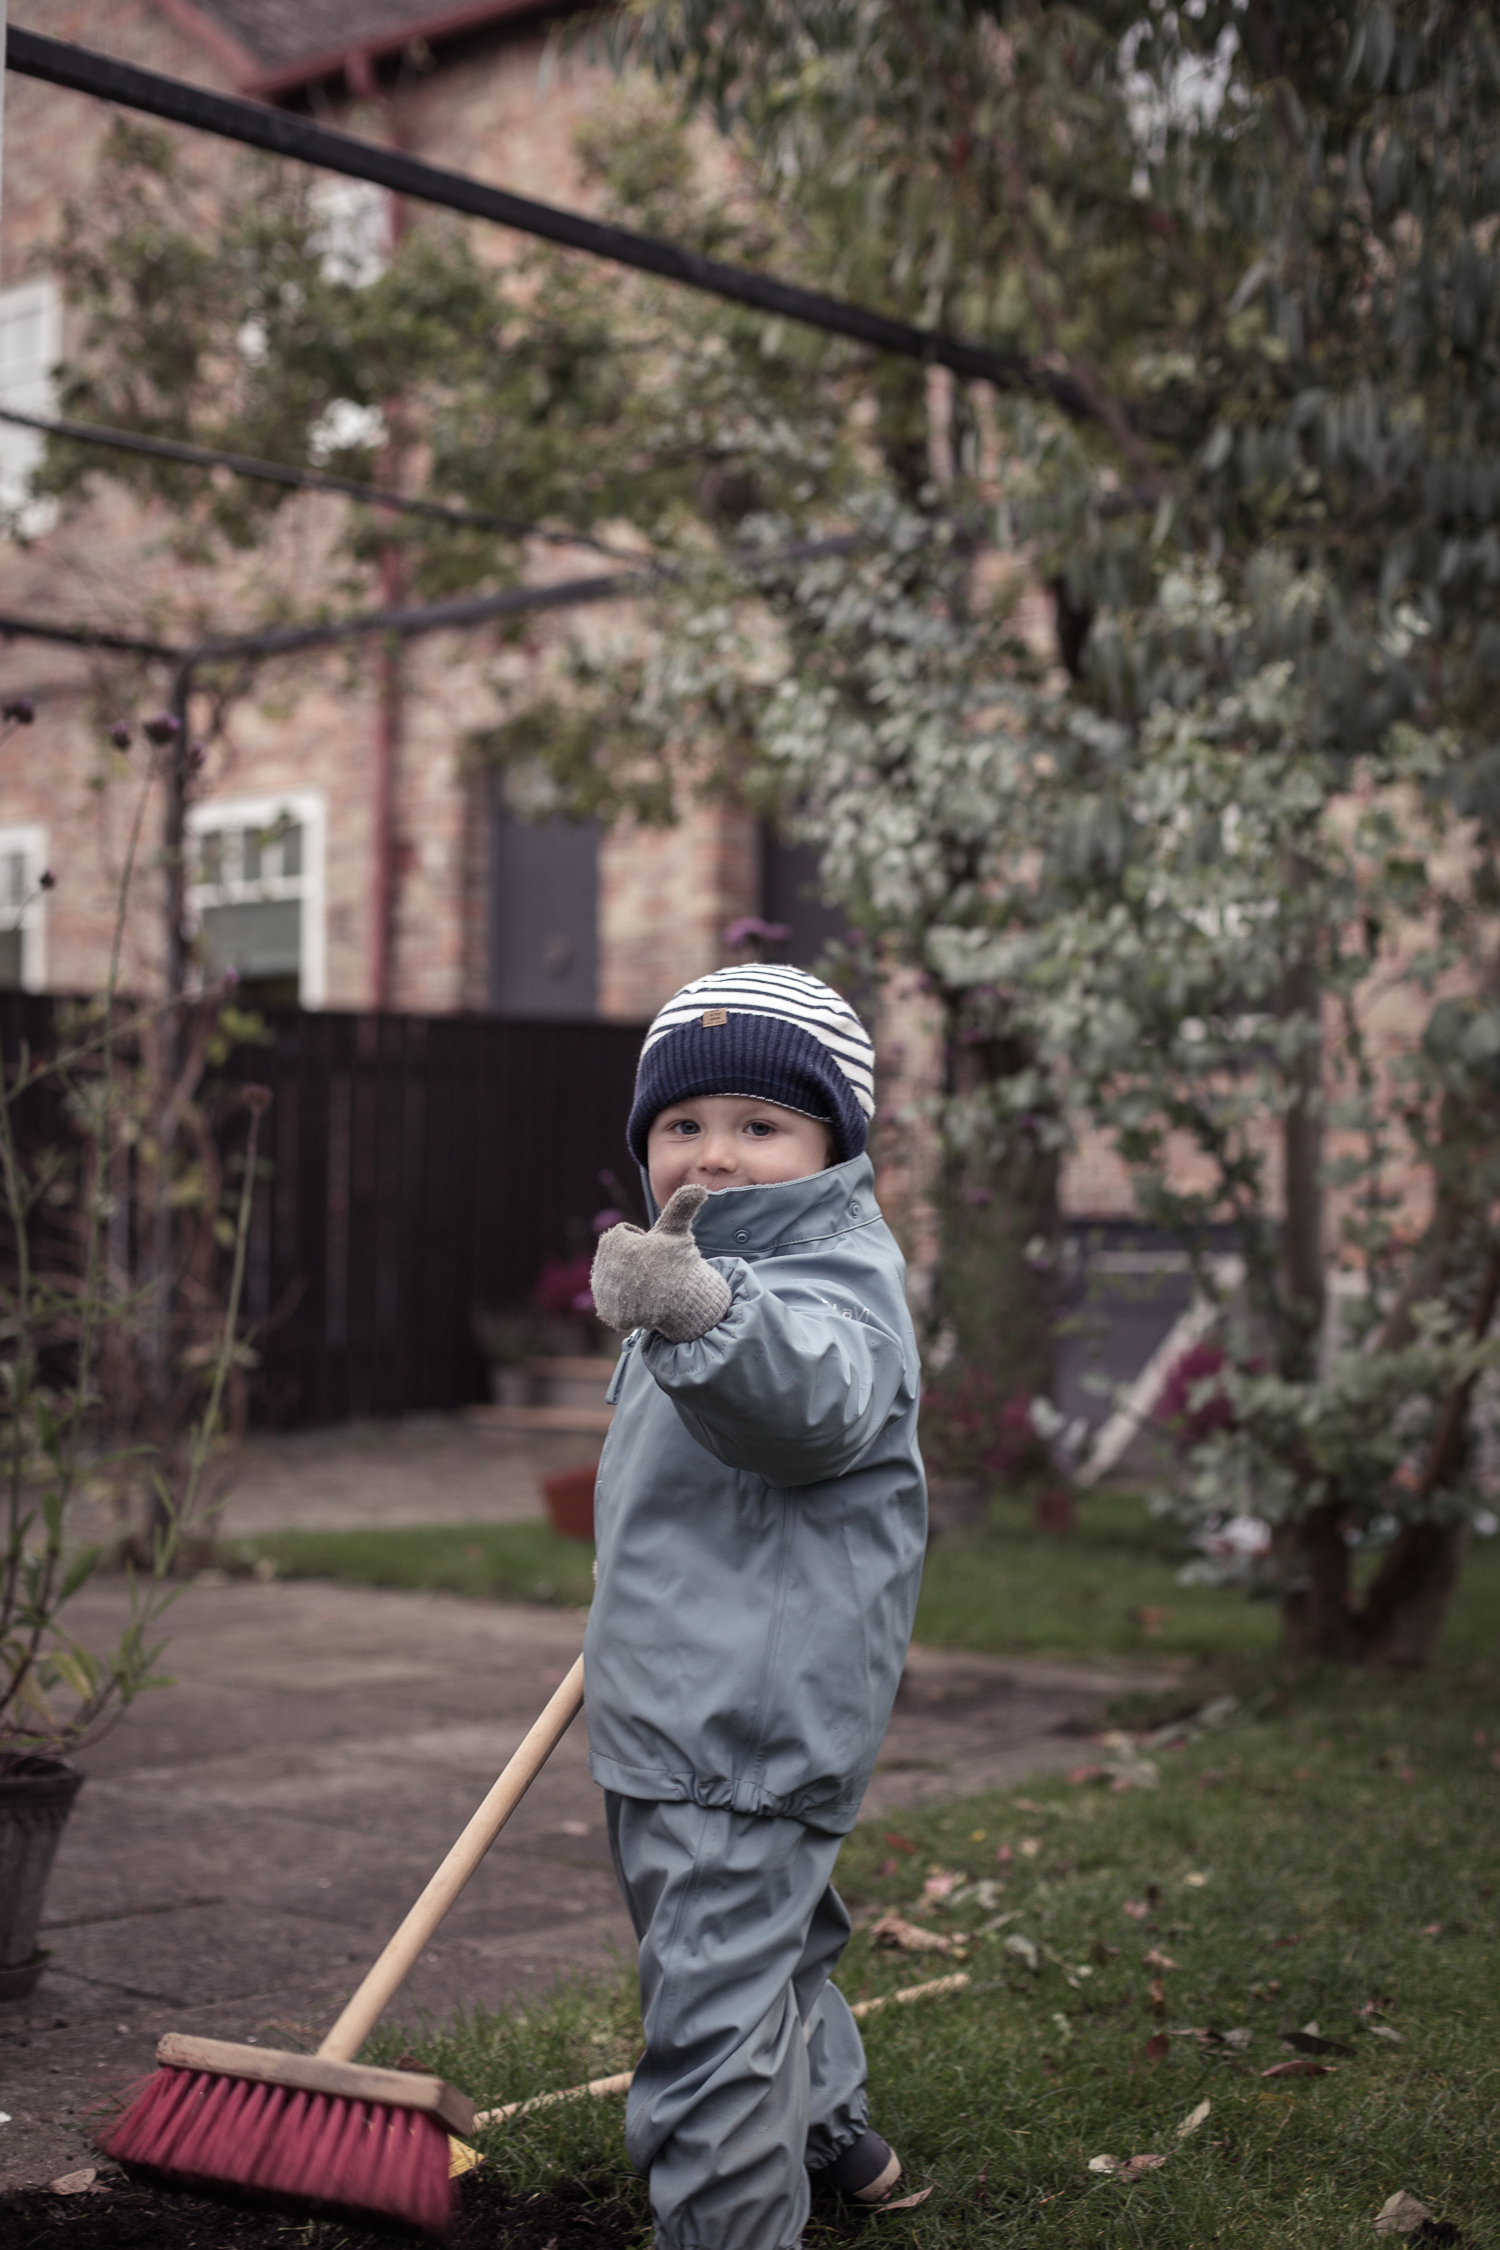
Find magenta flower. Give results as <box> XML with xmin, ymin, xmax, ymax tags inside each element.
<box><xmin>724</xmin><ymin>916</ymin><xmax>792</xmax><ymax>948</ymax></box>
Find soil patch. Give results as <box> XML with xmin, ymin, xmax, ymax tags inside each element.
<box><xmin>0</xmin><ymin>2169</ymin><xmax>641</xmax><ymax>2249</ymax></box>
<box><xmin>0</xmin><ymin>2168</ymin><xmax>873</xmax><ymax>2249</ymax></box>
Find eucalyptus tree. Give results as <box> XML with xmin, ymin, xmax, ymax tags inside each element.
<box><xmin>608</xmin><ymin>0</ymin><xmax>1500</xmax><ymax>1660</ymax></box>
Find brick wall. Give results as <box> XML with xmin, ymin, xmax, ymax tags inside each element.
<box><xmin>0</xmin><ymin>1</ymin><xmax>754</xmax><ymax>1024</ymax></box>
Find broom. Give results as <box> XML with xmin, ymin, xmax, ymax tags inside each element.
<box><xmin>98</xmin><ymin>1655</ymin><xmax>586</xmax><ymax>2239</ymax></box>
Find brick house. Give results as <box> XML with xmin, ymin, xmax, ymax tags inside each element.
<box><xmin>0</xmin><ymin>0</ymin><xmax>841</xmax><ymax>1021</ymax></box>
<box><xmin>3</xmin><ymin>3</ymin><xmax>1220</xmax><ymax>1447</ymax></box>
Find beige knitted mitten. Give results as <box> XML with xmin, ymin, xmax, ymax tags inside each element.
<box><xmin>590</xmin><ymin>1184</ymin><xmax>733</xmax><ymax>1342</ymax></box>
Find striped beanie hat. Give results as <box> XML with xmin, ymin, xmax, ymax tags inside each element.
<box><xmin>627</xmin><ymin>965</ymin><xmax>876</xmax><ymax>1166</ymax></box>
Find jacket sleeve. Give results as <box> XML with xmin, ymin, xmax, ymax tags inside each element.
<box><xmin>639</xmin><ymin>1259</ymin><xmax>914</xmax><ymax>1488</ymax></box>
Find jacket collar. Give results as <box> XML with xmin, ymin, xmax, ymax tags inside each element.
<box><xmin>642</xmin><ymin>1152</ymin><xmax>877</xmax><ymax>1257</ymax></box>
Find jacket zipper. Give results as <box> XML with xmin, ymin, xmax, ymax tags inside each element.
<box><xmin>604</xmin><ymin>1331</ymin><xmax>641</xmax><ymax>1405</ymax></box>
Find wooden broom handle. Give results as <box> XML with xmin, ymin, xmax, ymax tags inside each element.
<box><xmin>319</xmin><ymin>1655</ymin><xmax>586</xmax><ymax>2064</ymax></box>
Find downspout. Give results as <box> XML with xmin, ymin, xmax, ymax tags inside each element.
<box><xmin>349</xmin><ymin>43</ymin><xmax>406</xmax><ymax>1012</ymax></box>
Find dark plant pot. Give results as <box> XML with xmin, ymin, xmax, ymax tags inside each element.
<box><xmin>542</xmin><ymin>1466</ymin><xmax>597</xmax><ymax>1542</ymax></box>
<box><xmin>1033</xmin><ymin>1487</ymin><xmax>1077</xmax><ymax>1536</ymax></box>
<box><xmin>0</xmin><ymin>1754</ymin><xmax>84</xmax><ymax>2002</ymax></box>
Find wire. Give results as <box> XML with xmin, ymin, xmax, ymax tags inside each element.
<box><xmin>0</xmin><ymin>530</ymin><xmax>862</xmax><ymax>668</ymax></box>
<box><xmin>5</xmin><ymin>25</ymin><xmax>1093</xmax><ymax>419</ymax></box>
<box><xmin>0</xmin><ymin>404</ymin><xmax>642</xmax><ymax>559</ymax></box>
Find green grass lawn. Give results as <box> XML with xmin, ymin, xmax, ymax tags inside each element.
<box><xmin>230</xmin><ymin>1485</ymin><xmax>1500</xmax><ymax>1673</ymax></box>
<box><xmin>226</xmin><ymin>1520</ymin><xmax>597</xmax><ymax>1608</ymax></box>
<box><xmin>916</xmin><ymin>1487</ymin><xmax>1500</xmax><ymax>1669</ymax></box>
<box><xmin>362</xmin><ymin>1663</ymin><xmax>1500</xmax><ymax>2248</ymax></box>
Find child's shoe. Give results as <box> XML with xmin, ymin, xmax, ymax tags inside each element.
<box><xmin>818</xmin><ymin>2128</ymin><xmax>902</xmax><ymax>2203</ymax></box>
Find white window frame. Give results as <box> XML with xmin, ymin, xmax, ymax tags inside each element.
<box><xmin>0</xmin><ymin>275</ymin><xmax>62</xmax><ymax>532</ymax></box>
<box><xmin>0</xmin><ymin>823</ymin><xmax>49</xmax><ymax>989</ymax></box>
<box><xmin>185</xmin><ymin>790</ymin><xmax>326</xmax><ymax>1008</ymax></box>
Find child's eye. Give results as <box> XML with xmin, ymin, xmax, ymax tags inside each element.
<box><xmin>745</xmin><ymin>1120</ymin><xmax>775</xmax><ymax>1138</ymax></box>
<box><xmin>669</xmin><ymin>1118</ymin><xmax>699</xmax><ymax>1137</ymax></box>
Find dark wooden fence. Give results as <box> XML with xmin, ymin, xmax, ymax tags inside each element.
<box><xmin>0</xmin><ymin>995</ymin><xmax>645</xmax><ymax>1426</ymax></box>
<box><xmin>220</xmin><ymin>1008</ymin><xmax>645</xmax><ymax>1424</ymax></box>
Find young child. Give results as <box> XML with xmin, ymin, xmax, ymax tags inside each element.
<box><xmin>587</xmin><ymin>963</ymin><xmax>927</xmax><ymax>2250</ymax></box>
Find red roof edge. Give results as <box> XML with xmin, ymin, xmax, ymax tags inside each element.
<box><xmin>151</xmin><ymin>0</ymin><xmax>263</xmax><ymax>85</ymax></box>
<box><xmin>238</xmin><ymin>0</ymin><xmax>565</xmax><ymax>101</ymax></box>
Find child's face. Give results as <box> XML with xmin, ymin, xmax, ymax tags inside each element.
<box><xmin>647</xmin><ymin>1096</ymin><xmax>834</xmax><ymax>1206</ymax></box>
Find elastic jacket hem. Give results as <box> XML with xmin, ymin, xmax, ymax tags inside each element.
<box><xmin>587</xmin><ymin>1750</ymin><xmax>863</xmax><ymax>1835</ymax></box>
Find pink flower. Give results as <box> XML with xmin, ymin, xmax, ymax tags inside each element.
<box><xmin>723</xmin><ymin>916</ymin><xmax>792</xmax><ymax>948</ymax></box>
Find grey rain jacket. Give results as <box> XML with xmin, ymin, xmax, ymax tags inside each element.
<box><xmin>584</xmin><ymin>1153</ymin><xmax>926</xmax><ymax>1834</ymax></box>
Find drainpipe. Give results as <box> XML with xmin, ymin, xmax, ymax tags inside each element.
<box><xmin>349</xmin><ymin>44</ymin><xmax>405</xmax><ymax>1012</ymax></box>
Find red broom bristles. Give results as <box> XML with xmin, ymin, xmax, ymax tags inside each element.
<box><xmin>97</xmin><ymin>2065</ymin><xmax>455</xmax><ymax>2238</ymax></box>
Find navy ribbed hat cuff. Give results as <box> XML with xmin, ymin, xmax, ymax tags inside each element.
<box><xmin>627</xmin><ymin>1016</ymin><xmax>868</xmax><ymax>1165</ymax></box>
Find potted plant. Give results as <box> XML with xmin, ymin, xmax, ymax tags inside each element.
<box><xmin>473</xmin><ymin>1307</ymin><xmax>544</xmax><ymax>1406</ymax></box>
<box><xmin>1</xmin><ymin>705</ymin><xmax>266</xmax><ymax>1998</ymax></box>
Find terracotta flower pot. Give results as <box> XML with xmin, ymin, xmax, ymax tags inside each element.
<box><xmin>0</xmin><ymin>1753</ymin><xmax>84</xmax><ymax>2002</ymax></box>
<box><xmin>542</xmin><ymin>1465</ymin><xmax>597</xmax><ymax>1542</ymax></box>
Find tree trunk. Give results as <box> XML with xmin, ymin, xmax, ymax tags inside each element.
<box><xmin>933</xmin><ymin>1006</ymin><xmax>1061</xmax><ymax>1412</ymax></box>
<box><xmin>1277</xmin><ymin>1503</ymin><xmax>1358</xmax><ymax>1662</ymax></box>
<box><xmin>1280</xmin><ymin>926</ymin><xmax>1325</xmax><ymax>1384</ymax></box>
<box><xmin>1353</xmin><ymin>1521</ymin><xmax>1469</xmax><ymax>1669</ymax></box>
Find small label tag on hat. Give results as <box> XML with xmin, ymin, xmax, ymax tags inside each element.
<box><xmin>701</xmin><ymin>1008</ymin><xmax>728</xmax><ymax>1027</ymax></box>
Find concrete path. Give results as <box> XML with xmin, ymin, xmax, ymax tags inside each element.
<box><xmin>217</xmin><ymin>1417</ymin><xmax>602</xmax><ymax>1538</ymax></box>
<box><xmin>0</xmin><ymin>1570</ymin><xmax>1166</xmax><ymax>2192</ymax></box>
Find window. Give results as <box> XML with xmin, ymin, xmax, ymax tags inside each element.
<box><xmin>0</xmin><ymin>276</ymin><xmax>61</xmax><ymax>530</ymax></box>
<box><xmin>0</xmin><ymin>824</ymin><xmax>49</xmax><ymax>990</ymax></box>
<box><xmin>186</xmin><ymin>793</ymin><xmax>325</xmax><ymax>1008</ymax></box>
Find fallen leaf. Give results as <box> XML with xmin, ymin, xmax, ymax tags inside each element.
<box><xmin>1135</xmin><ymin>2032</ymin><xmax>1170</xmax><ymax>2069</ymax></box>
<box><xmin>1366</xmin><ymin>2025</ymin><xmax>1403</xmax><ymax>2042</ymax></box>
<box><xmin>1019</xmin><ymin>1837</ymin><xmax>1043</xmax><ymax>1859</ymax></box>
<box><xmin>876</xmin><ymin>1856</ymin><xmax>901</xmax><ymax>1879</ymax></box>
<box><xmin>1280</xmin><ymin>2030</ymin><xmax>1354</xmax><ymax>2057</ymax></box>
<box><xmin>1069</xmin><ymin>1763</ymin><xmax>1109</xmax><ymax>1784</ymax></box>
<box><xmin>1176</xmin><ymin>2100</ymin><xmax>1212</xmax><ymax>2138</ymax></box>
<box><xmin>50</xmin><ymin>2171</ymin><xmax>99</xmax><ymax>2196</ymax></box>
<box><xmin>1087</xmin><ymin>2154</ymin><xmax>1120</xmax><ymax>2174</ymax></box>
<box><xmin>1122</xmin><ymin>2153</ymin><xmax>1167</xmax><ymax>2178</ymax></box>
<box><xmin>880</xmin><ymin>2186</ymin><xmax>934</xmax><ymax>2211</ymax></box>
<box><xmin>1421</xmin><ymin>1923</ymin><xmax>1442</xmax><ymax>1936</ymax></box>
<box><xmin>1003</xmin><ymin>1932</ymin><xmax>1040</xmax><ymax>1970</ymax></box>
<box><xmin>1146</xmin><ymin>1883</ymin><xmax>1162</xmax><ymax>1909</ymax></box>
<box><xmin>1259</xmin><ymin>2059</ymin><xmax>1335</xmax><ymax>2079</ymax></box>
<box><xmin>996</xmin><ymin>1844</ymin><xmax>1013</xmax><ymax>1868</ymax></box>
<box><xmin>1184</xmin><ymin>1871</ymin><xmax>1208</xmax><ymax>1887</ymax></box>
<box><xmin>883</xmin><ymin>1832</ymin><xmax>917</xmax><ymax>1854</ymax></box>
<box><xmin>1270</xmin><ymin>1934</ymin><xmax>1302</xmax><ymax>1949</ymax></box>
<box><xmin>1148</xmin><ymin>1977</ymin><xmax>1167</xmax><ymax>2013</ymax></box>
<box><xmin>1123</xmin><ymin>1899</ymin><xmax>1150</xmax><ymax>1920</ymax></box>
<box><xmin>1374</xmin><ymin>2190</ymin><xmax>1435</xmax><ymax>2236</ymax></box>
<box><xmin>1090</xmin><ymin>1937</ymin><xmax>1121</xmax><ymax>1963</ymax></box>
<box><xmin>1013</xmin><ymin>1797</ymin><xmax>1044</xmax><ymax>1812</ymax></box>
<box><xmin>1221</xmin><ymin>2028</ymin><xmax>1254</xmax><ymax>2049</ymax></box>
<box><xmin>1143</xmin><ymin>1948</ymin><xmax>1180</xmax><ymax>1971</ymax></box>
<box><xmin>922</xmin><ymin>1870</ymin><xmax>959</xmax><ymax>1903</ymax></box>
<box><xmin>871</xmin><ymin>1912</ymin><xmax>961</xmax><ymax>1956</ymax></box>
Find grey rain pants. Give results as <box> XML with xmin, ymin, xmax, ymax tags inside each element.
<box><xmin>604</xmin><ymin>1792</ymin><xmax>869</xmax><ymax>2250</ymax></box>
